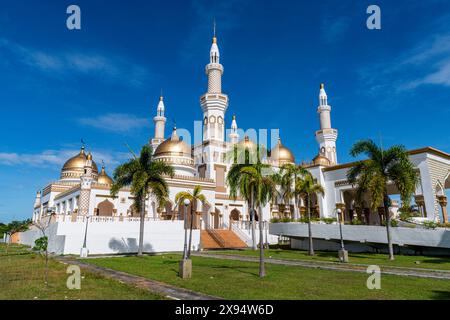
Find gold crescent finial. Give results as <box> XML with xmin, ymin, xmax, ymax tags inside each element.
<box><xmin>320</xmin><ymin>83</ymin><xmax>325</xmax><ymax>89</ymax></box>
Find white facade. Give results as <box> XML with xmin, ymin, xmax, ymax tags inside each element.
<box><xmin>23</xmin><ymin>31</ymin><xmax>450</xmax><ymax>254</ymax></box>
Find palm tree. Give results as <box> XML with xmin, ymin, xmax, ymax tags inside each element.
<box><xmin>227</xmin><ymin>140</ymin><xmax>264</xmax><ymax>250</ymax></box>
<box><xmin>239</xmin><ymin>162</ymin><xmax>277</xmax><ymax>277</ymax></box>
<box><xmin>111</xmin><ymin>145</ymin><xmax>174</xmax><ymax>256</ymax></box>
<box><xmin>347</xmin><ymin>140</ymin><xmax>418</xmax><ymax>260</ymax></box>
<box><xmin>227</xmin><ymin>139</ymin><xmax>276</xmax><ymax>277</ymax></box>
<box><xmin>295</xmin><ymin>173</ymin><xmax>325</xmax><ymax>256</ymax></box>
<box><xmin>175</xmin><ymin>185</ymin><xmax>208</xmax><ymax>258</ymax></box>
<box><xmin>279</xmin><ymin>164</ymin><xmax>309</xmax><ymax>219</ymax></box>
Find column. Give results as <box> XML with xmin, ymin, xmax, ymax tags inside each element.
<box><xmin>437</xmin><ymin>196</ymin><xmax>448</xmax><ymax>224</ymax></box>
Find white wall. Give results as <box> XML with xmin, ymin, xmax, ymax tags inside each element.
<box><xmin>20</xmin><ymin>219</ymin><xmax>200</xmax><ymax>255</ymax></box>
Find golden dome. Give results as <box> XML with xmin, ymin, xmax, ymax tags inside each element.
<box><xmin>154</xmin><ymin>127</ymin><xmax>192</xmax><ymax>158</ymax></box>
<box><xmin>270</xmin><ymin>138</ymin><xmax>295</xmax><ymax>165</ymax></box>
<box><xmin>312</xmin><ymin>154</ymin><xmax>331</xmax><ymax>166</ymax></box>
<box><xmin>60</xmin><ymin>146</ymin><xmax>98</xmax><ymax>179</ymax></box>
<box><xmin>237</xmin><ymin>136</ymin><xmax>258</xmax><ymax>151</ymax></box>
<box><xmin>97</xmin><ymin>166</ymin><xmax>113</xmax><ymax>185</ymax></box>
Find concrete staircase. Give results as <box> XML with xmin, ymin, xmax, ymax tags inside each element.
<box><xmin>201</xmin><ymin>229</ymin><xmax>248</xmax><ymax>249</ymax></box>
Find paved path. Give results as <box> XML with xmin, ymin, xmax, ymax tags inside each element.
<box><xmin>58</xmin><ymin>257</ymin><xmax>222</xmax><ymax>300</ymax></box>
<box><xmin>193</xmin><ymin>252</ymin><xmax>450</xmax><ymax>280</ymax></box>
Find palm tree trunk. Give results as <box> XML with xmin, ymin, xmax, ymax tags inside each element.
<box><xmin>258</xmin><ymin>205</ymin><xmax>265</xmax><ymax>278</ymax></box>
<box><xmin>250</xmin><ymin>190</ymin><xmax>257</xmax><ymax>250</ymax></box>
<box><xmin>383</xmin><ymin>194</ymin><xmax>394</xmax><ymax>260</ymax></box>
<box><xmin>307</xmin><ymin>194</ymin><xmax>314</xmax><ymax>256</ymax></box>
<box><xmin>187</xmin><ymin>201</ymin><xmax>195</xmax><ymax>258</ymax></box>
<box><xmin>137</xmin><ymin>195</ymin><xmax>145</xmax><ymax>256</ymax></box>
<box><xmin>294</xmin><ymin>195</ymin><xmax>299</xmax><ymax>220</ymax></box>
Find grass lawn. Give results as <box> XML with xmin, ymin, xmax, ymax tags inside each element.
<box><xmin>211</xmin><ymin>247</ymin><xmax>450</xmax><ymax>271</ymax></box>
<box><xmin>83</xmin><ymin>254</ymin><xmax>450</xmax><ymax>300</ymax></box>
<box><xmin>0</xmin><ymin>244</ymin><xmax>163</xmax><ymax>300</ymax></box>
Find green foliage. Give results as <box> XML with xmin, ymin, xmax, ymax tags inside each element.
<box><xmin>381</xmin><ymin>220</ymin><xmax>399</xmax><ymax>227</ymax></box>
<box><xmin>4</xmin><ymin>220</ymin><xmax>31</xmax><ymax>237</ymax></box>
<box><xmin>439</xmin><ymin>222</ymin><xmax>450</xmax><ymax>228</ymax></box>
<box><xmin>270</xmin><ymin>218</ymin><xmax>280</xmax><ymax>223</ymax></box>
<box><xmin>321</xmin><ymin>217</ymin><xmax>337</xmax><ymax>224</ymax></box>
<box><xmin>111</xmin><ymin>144</ymin><xmax>175</xmax><ymax>213</ymax></box>
<box><xmin>422</xmin><ymin>221</ymin><xmax>439</xmax><ymax>230</ymax></box>
<box><xmin>350</xmin><ymin>218</ymin><xmax>364</xmax><ymax>225</ymax></box>
<box><xmin>347</xmin><ymin>140</ymin><xmax>419</xmax><ymax>211</ymax></box>
<box><xmin>32</xmin><ymin>236</ymin><xmax>48</xmax><ymax>252</ymax></box>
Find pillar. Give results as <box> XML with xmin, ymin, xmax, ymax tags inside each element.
<box><xmin>437</xmin><ymin>195</ymin><xmax>448</xmax><ymax>224</ymax></box>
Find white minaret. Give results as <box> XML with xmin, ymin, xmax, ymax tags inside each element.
<box><xmin>229</xmin><ymin>115</ymin><xmax>239</xmax><ymax>144</ymax></box>
<box><xmin>315</xmin><ymin>83</ymin><xmax>338</xmax><ymax>164</ymax></box>
<box><xmin>79</xmin><ymin>152</ymin><xmax>94</xmax><ymax>216</ymax></box>
<box><xmin>200</xmin><ymin>26</ymin><xmax>228</xmax><ymax>142</ymax></box>
<box><xmin>151</xmin><ymin>95</ymin><xmax>167</xmax><ymax>151</ymax></box>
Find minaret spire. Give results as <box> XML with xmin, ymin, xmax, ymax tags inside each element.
<box><xmin>229</xmin><ymin>114</ymin><xmax>239</xmax><ymax>144</ymax></box>
<box><xmin>200</xmin><ymin>21</ymin><xmax>228</xmax><ymax>143</ymax></box>
<box><xmin>151</xmin><ymin>94</ymin><xmax>167</xmax><ymax>151</ymax></box>
<box><xmin>315</xmin><ymin>83</ymin><xmax>338</xmax><ymax>164</ymax></box>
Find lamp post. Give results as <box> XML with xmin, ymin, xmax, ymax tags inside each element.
<box><xmin>179</xmin><ymin>198</ymin><xmax>192</xmax><ymax>279</ymax></box>
<box><xmin>337</xmin><ymin>208</ymin><xmax>348</xmax><ymax>263</ymax></box>
<box><xmin>182</xmin><ymin>199</ymin><xmax>190</xmax><ymax>260</ymax></box>
<box><xmin>80</xmin><ymin>215</ymin><xmax>90</xmax><ymax>258</ymax></box>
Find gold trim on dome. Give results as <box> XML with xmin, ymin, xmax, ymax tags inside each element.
<box><xmin>61</xmin><ymin>146</ymin><xmax>98</xmax><ymax>179</ymax></box>
<box><xmin>270</xmin><ymin>138</ymin><xmax>295</xmax><ymax>164</ymax></box>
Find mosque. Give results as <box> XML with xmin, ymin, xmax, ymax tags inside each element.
<box><xmin>27</xmin><ymin>32</ymin><xmax>450</xmax><ymax>254</ymax></box>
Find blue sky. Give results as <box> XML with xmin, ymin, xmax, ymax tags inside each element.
<box><xmin>0</xmin><ymin>0</ymin><xmax>449</xmax><ymax>222</ymax></box>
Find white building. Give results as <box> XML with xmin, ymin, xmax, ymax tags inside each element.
<box><xmin>23</xmin><ymin>31</ymin><xmax>450</xmax><ymax>255</ymax></box>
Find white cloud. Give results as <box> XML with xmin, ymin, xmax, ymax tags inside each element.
<box><xmin>0</xmin><ymin>38</ymin><xmax>150</xmax><ymax>87</ymax></box>
<box><xmin>0</xmin><ymin>149</ymin><xmax>130</xmax><ymax>169</ymax></box>
<box><xmin>78</xmin><ymin>113</ymin><xmax>149</xmax><ymax>133</ymax></box>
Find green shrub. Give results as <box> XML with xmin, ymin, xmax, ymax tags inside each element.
<box><xmin>270</xmin><ymin>218</ymin><xmax>280</xmax><ymax>223</ymax></box>
<box><xmin>381</xmin><ymin>220</ymin><xmax>399</xmax><ymax>227</ymax></box>
<box><xmin>351</xmin><ymin>218</ymin><xmax>363</xmax><ymax>225</ymax></box>
<box><xmin>422</xmin><ymin>221</ymin><xmax>439</xmax><ymax>229</ymax></box>
<box><xmin>280</xmin><ymin>217</ymin><xmax>293</xmax><ymax>223</ymax></box>
<box><xmin>321</xmin><ymin>217</ymin><xmax>337</xmax><ymax>224</ymax></box>
<box><xmin>439</xmin><ymin>222</ymin><xmax>450</xmax><ymax>228</ymax></box>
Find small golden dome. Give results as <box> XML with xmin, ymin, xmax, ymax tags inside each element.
<box><xmin>97</xmin><ymin>166</ymin><xmax>113</xmax><ymax>185</ymax></box>
<box><xmin>270</xmin><ymin>138</ymin><xmax>295</xmax><ymax>165</ymax></box>
<box><xmin>237</xmin><ymin>136</ymin><xmax>258</xmax><ymax>151</ymax></box>
<box><xmin>61</xmin><ymin>146</ymin><xmax>98</xmax><ymax>179</ymax></box>
<box><xmin>154</xmin><ymin>127</ymin><xmax>192</xmax><ymax>157</ymax></box>
<box><xmin>312</xmin><ymin>154</ymin><xmax>331</xmax><ymax>166</ymax></box>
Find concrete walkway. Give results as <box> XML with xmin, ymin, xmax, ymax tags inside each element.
<box><xmin>193</xmin><ymin>252</ymin><xmax>450</xmax><ymax>280</ymax></box>
<box><xmin>58</xmin><ymin>257</ymin><xmax>222</xmax><ymax>300</ymax></box>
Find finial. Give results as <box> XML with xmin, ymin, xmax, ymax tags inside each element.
<box><xmin>320</xmin><ymin>83</ymin><xmax>325</xmax><ymax>89</ymax></box>
<box><xmin>101</xmin><ymin>160</ymin><xmax>105</xmax><ymax>169</ymax></box>
<box><xmin>160</xmin><ymin>88</ymin><xmax>163</xmax><ymax>101</ymax></box>
<box><xmin>212</xmin><ymin>18</ymin><xmax>217</xmax><ymax>43</ymax></box>
<box><xmin>232</xmin><ymin>114</ymin><xmax>236</xmax><ymax>120</ymax></box>
<box><xmin>87</xmin><ymin>152</ymin><xmax>92</xmax><ymax>160</ymax></box>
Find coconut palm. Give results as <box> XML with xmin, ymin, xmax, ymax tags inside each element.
<box><xmin>295</xmin><ymin>173</ymin><xmax>325</xmax><ymax>256</ymax></box>
<box><xmin>111</xmin><ymin>145</ymin><xmax>174</xmax><ymax>256</ymax></box>
<box><xmin>279</xmin><ymin>164</ymin><xmax>309</xmax><ymax>219</ymax></box>
<box><xmin>227</xmin><ymin>140</ymin><xmax>265</xmax><ymax>250</ymax></box>
<box><xmin>347</xmin><ymin>140</ymin><xmax>419</xmax><ymax>260</ymax></box>
<box><xmin>239</xmin><ymin>162</ymin><xmax>277</xmax><ymax>277</ymax></box>
<box><xmin>175</xmin><ymin>185</ymin><xmax>208</xmax><ymax>258</ymax></box>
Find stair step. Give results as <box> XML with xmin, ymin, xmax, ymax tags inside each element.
<box><xmin>201</xmin><ymin>229</ymin><xmax>248</xmax><ymax>249</ymax></box>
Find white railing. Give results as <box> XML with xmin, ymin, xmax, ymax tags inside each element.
<box><xmin>48</xmin><ymin>214</ymin><xmax>164</xmax><ymax>223</ymax></box>
<box><xmin>230</xmin><ymin>221</ymin><xmax>253</xmax><ymax>247</ymax></box>
<box><xmin>232</xmin><ymin>220</ymin><xmax>269</xmax><ymax>230</ymax></box>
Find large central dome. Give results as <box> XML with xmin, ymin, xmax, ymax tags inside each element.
<box><xmin>270</xmin><ymin>138</ymin><xmax>295</xmax><ymax>166</ymax></box>
<box><xmin>60</xmin><ymin>146</ymin><xmax>98</xmax><ymax>180</ymax></box>
<box><xmin>153</xmin><ymin>127</ymin><xmax>194</xmax><ymax>175</ymax></box>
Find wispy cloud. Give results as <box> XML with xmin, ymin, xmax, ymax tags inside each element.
<box><xmin>0</xmin><ymin>148</ymin><xmax>129</xmax><ymax>169</ymax></box>
<box><xmin>78</xmin><ymin>113</ymin><xmax>149</xmax><ymax>133</ymax></box>
<box><xmin>0</xmin><ymin>38</ymin><xmax>150</xmax><ymax>87</ymax></box>
<box><xmin>321</xmin><ymin>16</ymin><xmax>351</xmax><ymax>43</ymax></box>
<box><xmin>359</xmin><ymin>33</ymin><xmax>450</xmax><ymax>95</ymax></box>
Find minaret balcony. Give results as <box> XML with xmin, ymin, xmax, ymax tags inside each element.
<box><xmin>205</xmin><ymin>63</ymin><xmax>224</xmax><ymax>73</ymax></box>
<box><xmin>200</xmin><ymin>93</ymin><xmax>228</xmax><ymax>103</ymax></box>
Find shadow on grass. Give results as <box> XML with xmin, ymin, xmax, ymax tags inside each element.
<box><xmin>421</xmin><ymin>258</ymin><xmax>450</xmax><ymax>265</ymax></box>
<box><xmin>432</xmin><ymin>290</ymin><xmax>450</xmax><ymax>300</ymax></box>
